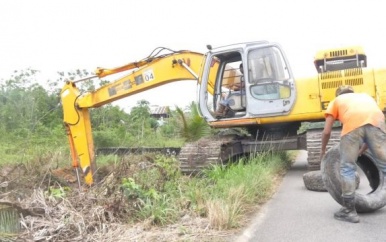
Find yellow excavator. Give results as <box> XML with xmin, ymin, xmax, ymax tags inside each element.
<box><xmin>60</xmin><ymin>41</ymin><xmax>386</xmax><ymax>185</ymax></box>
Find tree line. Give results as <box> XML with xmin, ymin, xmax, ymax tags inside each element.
<box><xmin>0</xmin><ymin>69</ymin><xmax>211</xmax><ymax>148</ymax></box>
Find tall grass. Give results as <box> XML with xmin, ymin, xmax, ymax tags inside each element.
<box><xmin>0</xmin><ymin>136</ymin><xmax>293</xmax><ymax>234</ymax></box>
<box><xmin>116</xmin><ymin>151</ymin><xmax>292</xmax><ymax>229</ymax></box>
<box><xmin>198</xmin><ymin>151</ymin><xmax>292</xmax><ymax>229</ymax></box>
<box><xmin>0</xmin><ymin>136</ymin><xmax>69</xmax><ymax>166</ymax></box>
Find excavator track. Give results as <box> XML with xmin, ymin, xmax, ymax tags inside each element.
<box><xmin>179</xmin><ymin>127</ymin><xmax>341</xmax><ymax>174</ymax></box>
<box><xmin>178</xmin><ymin>133</ymin><xmax>307</xmax><ymax>174</ymax></box>
<box><xmin>178</xmin><ymin>135</ymin><xmax>241</xmax><ymax>174</ymax></box>
<box><xmin>306</xmin><ymin>127</ymin><xmax>341</xmax><ymax>170</ymax></box>
<box><xmin>96</xmin><ymin>127</ymin><xmax>341</xmax><ymax>175</ymax></box>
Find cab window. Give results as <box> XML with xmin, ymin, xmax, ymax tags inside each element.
<box><xmin>250</xmin><ymin>83</ymin><xmax>291</xmax><ymax>100</ymax></box>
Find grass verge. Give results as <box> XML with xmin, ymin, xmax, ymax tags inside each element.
<box><xmin>0</xmin><ymin>145</ymin><xmax>294</xmax><ymax>241</ymax></box>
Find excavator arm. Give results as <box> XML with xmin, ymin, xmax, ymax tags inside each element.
<box><xmin>60</xmin><ymin>49</ymin><xmax>211</xmax><ymax>185</ymax></box>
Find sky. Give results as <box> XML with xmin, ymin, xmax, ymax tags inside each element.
<box><xmin>1</xmin><ymin>0</ymin><xmax>386</xmax><ymax>111</ymax></box>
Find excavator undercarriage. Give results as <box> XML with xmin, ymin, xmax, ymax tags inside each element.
<box><xmin>96</xmin><ymin>128</ymin><xmax>342</xmax><ymax>175</ymax></box>
<box><xmin>179</xmin><ymin>127</ymin><xmax>341</xmax><ymax>174</ymax></box>
<box><xmin>178</xmin><ymin>133</ymin><xmax>306</xmax><ymax>174</ymax></box>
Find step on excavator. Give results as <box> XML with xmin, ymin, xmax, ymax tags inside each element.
<box><xmin>60</xmin><ymin>41</ymin><xmax>386</xmax><ymax>205</ymax></box>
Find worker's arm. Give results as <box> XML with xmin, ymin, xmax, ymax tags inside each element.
<box><xmin>320</xmin><ymin>115</ymin><xmax>335</xmax><ymax>160</ymax></box>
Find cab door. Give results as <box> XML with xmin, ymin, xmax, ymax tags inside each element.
<box><xmin>246</xmin><ymin>45</ymin><xmax>296</xmax><ymax>117</ymax></box>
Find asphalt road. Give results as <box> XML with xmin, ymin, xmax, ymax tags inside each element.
<box><xmin>235</xmin><ymin>150</ymin><xmax>386</xmax><ymax>242</ymax></box>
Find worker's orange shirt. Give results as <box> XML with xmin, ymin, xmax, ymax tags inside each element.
<box><xmin>325</xmin><ymin>93</ymin><xmax>385</xmax><ymax>136</ymax></box>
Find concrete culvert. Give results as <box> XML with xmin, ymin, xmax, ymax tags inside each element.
<box><xmin>322</xmin><ymin>143</ymin><xmax>386</xmax><ymax>213</ymax></box>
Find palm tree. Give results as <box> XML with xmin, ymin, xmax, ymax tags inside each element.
<box><xmin>175</xmin><ymin>101</ymin><xmax>211</xmax><ymax>142</ymax></box>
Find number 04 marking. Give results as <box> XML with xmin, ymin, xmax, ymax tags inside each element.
<box><xmin>144</xmin><ymin>69</ymin><xmax>155</xmax><ymax>82</ymax></box>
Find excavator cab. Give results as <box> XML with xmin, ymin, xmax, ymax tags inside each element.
<box><xmin>198</xmin><ymin>41</ymin><xmax>296</xmax><ymax>124</ymax></box>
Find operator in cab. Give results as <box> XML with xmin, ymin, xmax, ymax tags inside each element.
<box><xmin>214</xmin><ymin>63</ymin><xmax>245</xmax><ymax>118</ymax></box>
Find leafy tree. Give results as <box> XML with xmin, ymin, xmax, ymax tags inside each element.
<box><xmin>158</xmin><ymin>109</ymin><xmax>181</xmax><ymax>138</ymax></box>
<box><xmin>91</xmin><ymin>104</ymin><xmax>129</xmax><ymax>130</ymax></box>
<box><xmin>0</xmin><ymin>69</ymin><xmax>62</xmax><ymax>139</ymax></box>
<box><xmin>90</xmin><ymin>104</ymin><xmax>131</xmax><ymax>147</ymax></box>
<box><xmin>0</xmin><ymin>68</ymin><xmax>193</xmax><ymax>149</ymax></box>
<box><xmin>128</xmin><ymin>100</ymin><xmax>153</xmax><ymax>140</ymax></box>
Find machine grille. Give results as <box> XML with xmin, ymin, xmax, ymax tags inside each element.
<box><xmin>330</xmin><ymin>49</ymin><xmax>348</xmax><ymax>57</ymax></box>
<box><xmin>320</xmin><ymin>68</ymin><xmax>363</xmax><ymax>89</ymax></box>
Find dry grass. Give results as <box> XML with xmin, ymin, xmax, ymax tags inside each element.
<box><xmin>0</xmin><ymin>155</ymin><xmax>241</xmax><ymax>241</ymax></box>
<box><xmin>0</xmin><ymin>188</ymin><xmax>236</xmax><ymax>242</ymax></box>
<box><xmin>0</xmin><ymin>151</ymin><xmax>293</xmax><ymax>241</ymax></box>
<box><xmin>206</xmin><ymin>186</ymin><xmax>246</xmax><ymax>230</ymax></box>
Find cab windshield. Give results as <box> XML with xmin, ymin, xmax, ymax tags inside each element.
<box><xmin>248</xmin><ymin>46</ymin><xmax>291</xmax><ymax>100</ymax></box>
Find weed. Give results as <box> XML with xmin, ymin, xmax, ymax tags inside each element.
<box><xmin>45</xmin><ymin>186</ymin><xmax>70</xmax><ymax>199</ymax></box>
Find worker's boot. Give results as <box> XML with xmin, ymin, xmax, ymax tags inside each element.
<box><xmin>334</xmin><ymin>197</ymin><xmax>359</xmax><ymax>223</ymax></box>
<box><xmin>214</xmin><ymin>104</ymin><xmax>229</xmax><ymax>118</ymax></box>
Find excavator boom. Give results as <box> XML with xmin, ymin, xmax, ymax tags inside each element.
<box><xmin>61</xmin><ymin>49</ymin><xmax>209</xmax><ymax>185</ymax></box>
<box><xmin>77</xmin><ymin>51</ymin><xmax>206</xmax><ymax>108</ymax></box>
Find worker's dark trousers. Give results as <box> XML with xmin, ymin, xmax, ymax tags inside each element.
<box><xmin>340</xmin><ymin>124</ymin><xmax>386</xmax><ymax>198</ymax></box>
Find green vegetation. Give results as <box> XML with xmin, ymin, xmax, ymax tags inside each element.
<box><xmin>0</xmin><ymin>70</ymin><xmax>294</xmax><ymax>240</ymax></box>
<box><xmin>113</xmin><ymin>151</ymin><xmax>292</xmax><ymax>228</ymax></box>
<box><xmin>190</xmin><ymin>152</ymin><xmax>291</xmax><ymax>229</ymax></box>
<box><xmin>0</xmin><ymin>205</ymin><xmax>20</xmax><ymax>235</ymax></box>
<box><xmin>0</xmin><ymin>69</ymin><xmax>210</xmax><ymax>164</ymax></box>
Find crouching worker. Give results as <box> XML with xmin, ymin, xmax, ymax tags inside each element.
<box><xmin>320</xmin><ymin>85</ymin><xmax>386</xmax><ymax>223</ymax></box>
